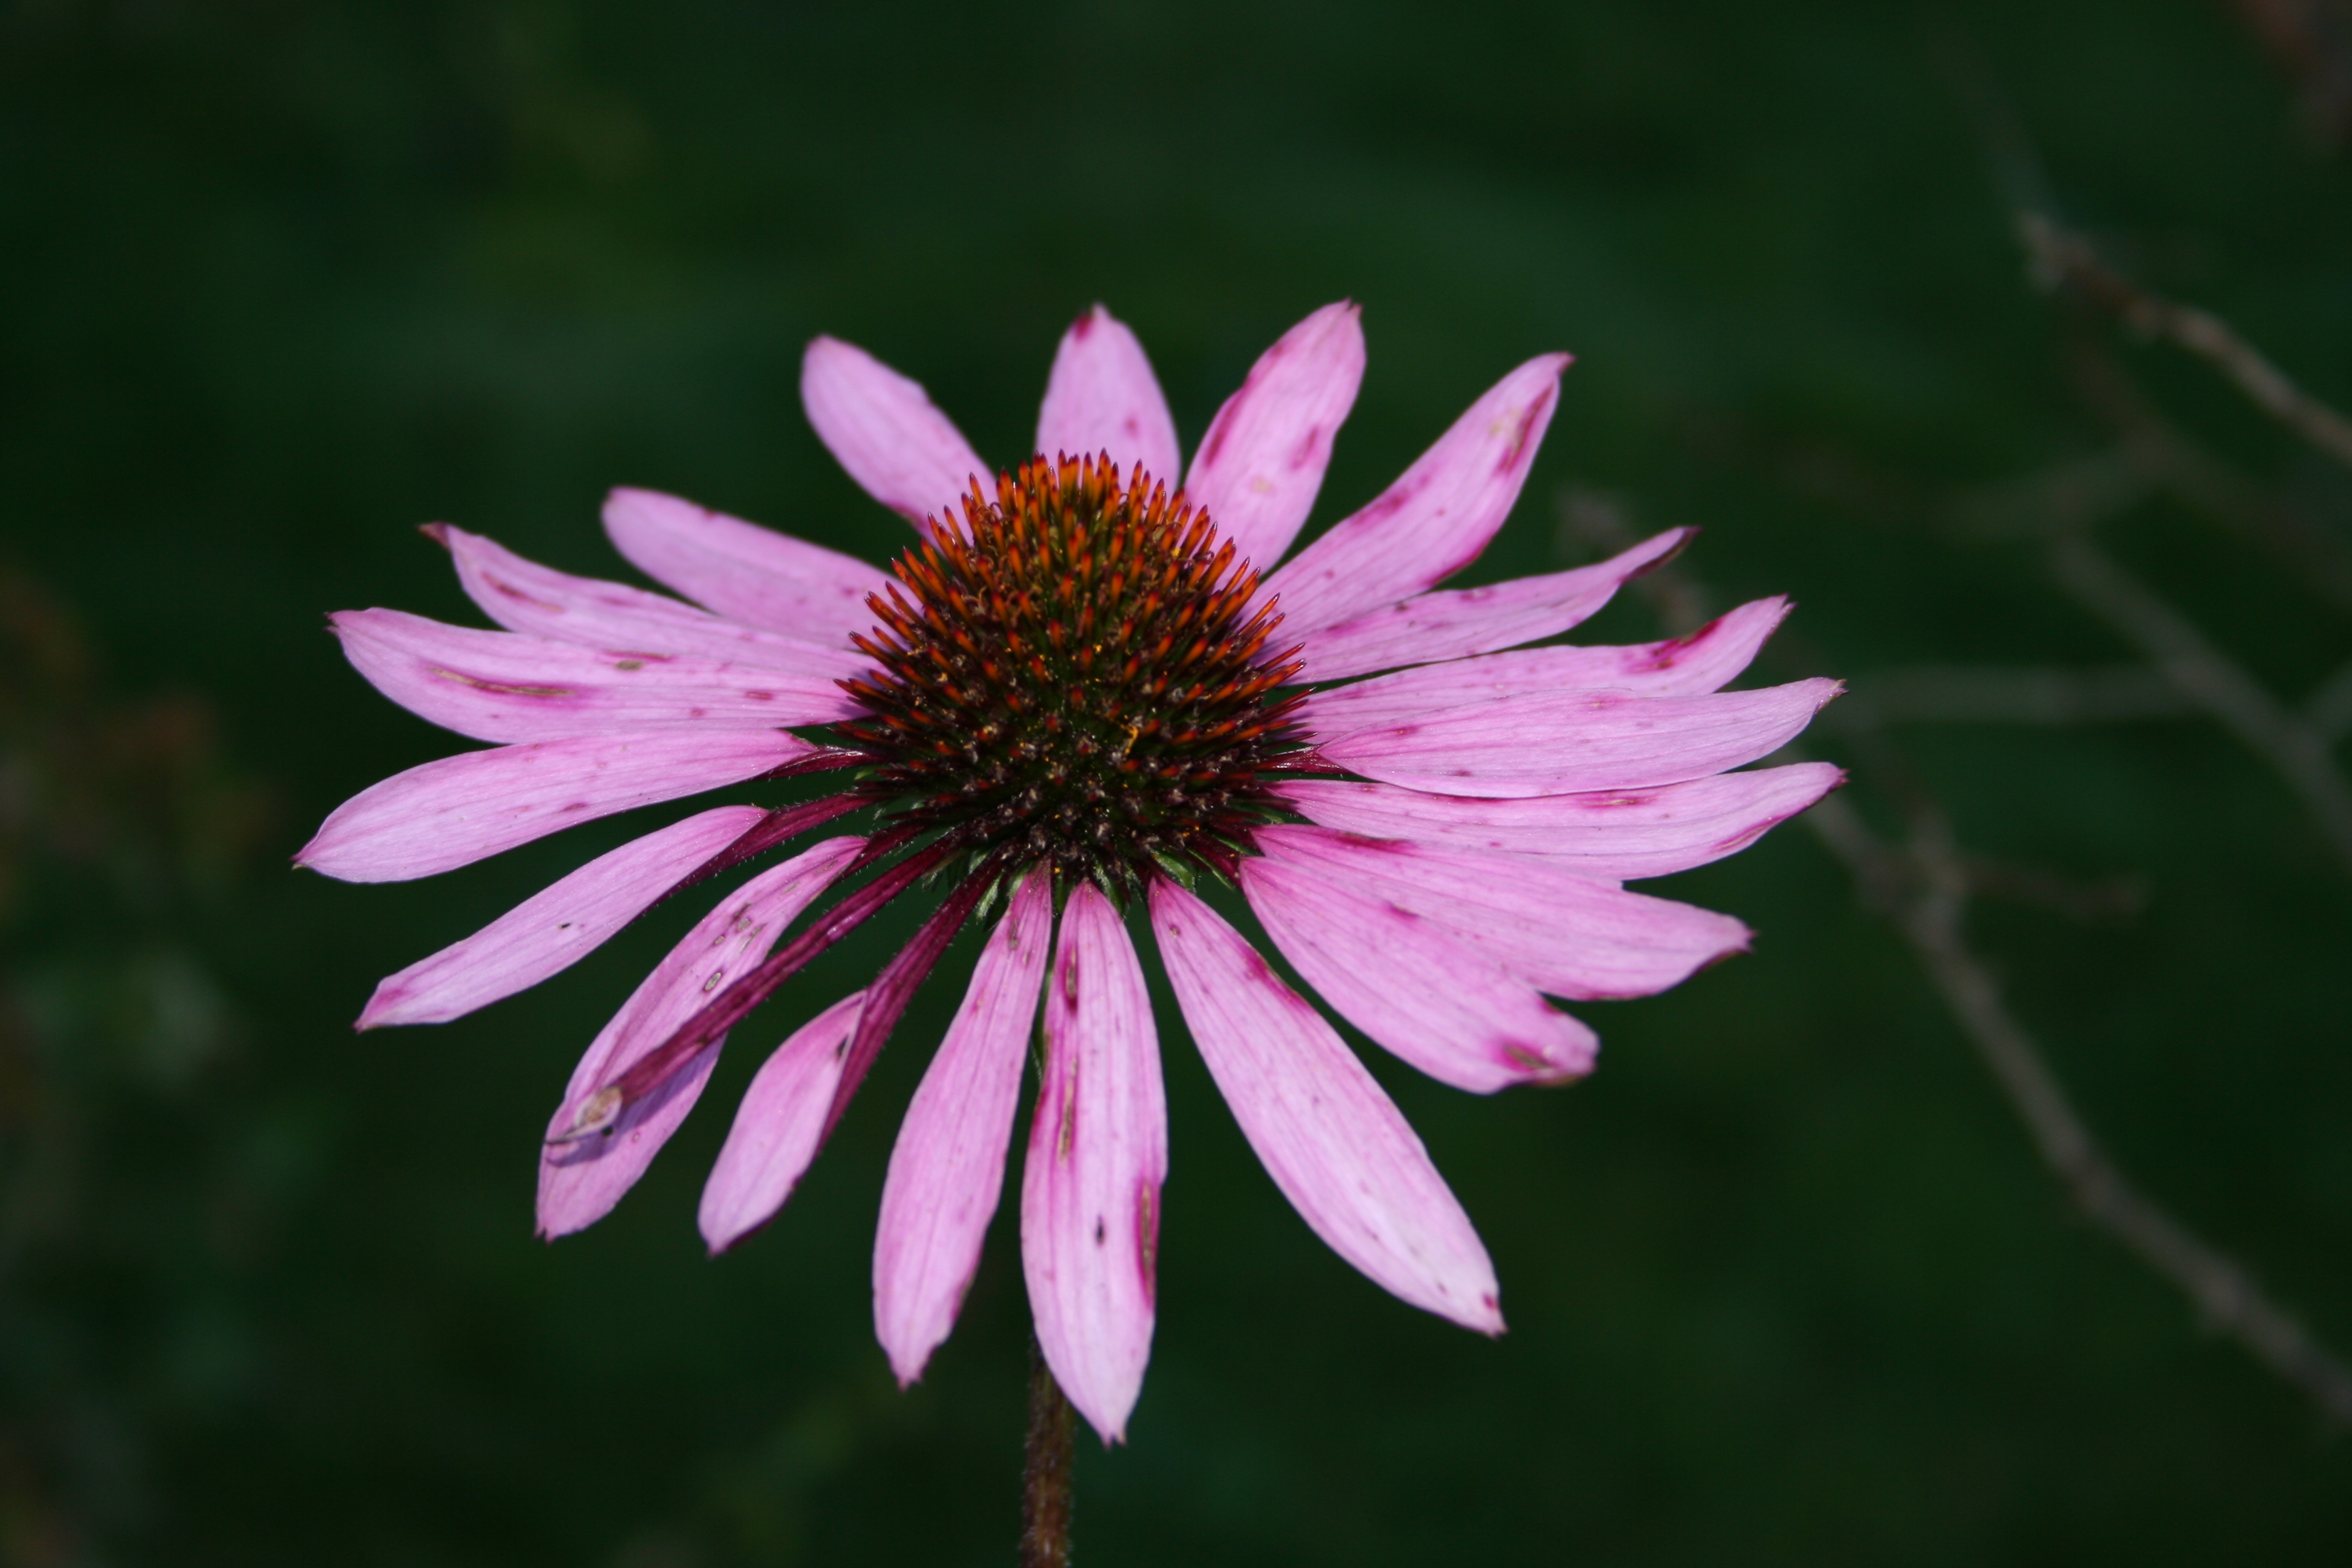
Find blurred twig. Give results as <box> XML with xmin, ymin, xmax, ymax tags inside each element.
<box><xmin>1806</xmin><ymin>790</ymin><xmax>2352</xmax><ymax>1426</ymax></box>
<box><xmin>1827</xmin><ymin>664</ymin><xmax>2190</xmax><ymax>728</ymax></box>
<box><xmin>2063</xmin><ymin>348</ymin><xmax>2352</xmax><ymax>615</ymax></box>
<box><xmin>2306</xmin><ymin>656</ymin><xmax>2352</xmax><ymax>740</ymax></box>
<box><xmin>1946</xmin><ymin>448</ymin><xmax>2157</xmax><ymax>542</ymax></box>
<box><xmin>1555</xmin><ymin>487</ymin><xmax>1712</xmax><ymax>633</ymax></box>
<box><xmin>1956</xmin><ymin>855</ymin><xmax>2146</xmax><ymax>924</ymax></box>
<box><xmin>2019</xmin><ymin>211</ymin><xmax>2352</xmax><ymax>474</ymax></box>
<box><xmin>2044</xmin><ymin>532</ymin><xmax>2352</xmax><ymax>875</ymax></box>
<box><xmin>2231</xmin><ymin>0</ymin><xmax>2352</xmax><ymax>150</ymax></box>
<box><xmin>1741</xmin><ymin>56</ymin><xmax>2352</xmax><ymax>1426</ymax></box>
<box><xmin>1559</xmin><ymin>500</ymin><xmax>2352</xmax><ymax>1427</ymax></box>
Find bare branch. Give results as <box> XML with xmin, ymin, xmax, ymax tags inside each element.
<box><xmin>1553</xmin><ymin>486</ymin><xmax>1713</xmax><ymax>633</ymax></box>
<box><xmin>2066</xmin><ymin>350</ymin><xmax>2352</xmax><ymax>616</ymax></box>
<box><xmin>2046</xmin><ymin>533</ymin><xmax>2352</xmax><ymax>875</ymax></box>
<box><xmin>1948</xmin><ymin>449</ymin><xmax>2155</xmax><ymax>542</ymax></box>
<box><xmin>2019</xmin><ymin>212</ymin><xmax>2352</xmax><ymax>473</ymax></box>
<box><xmin>2307</xmin><ymin>656</ymin><xmax>2352</xmax><ymax>742</ymax></box>
<box><xmin>1806</xmin><ymin>793</ymin><xmax>2352</xmax><ymax>1426</ymax></box>
<box><xmin>1958</xmin><ymin>856</ymin><xmax>2146</xmax><ymax>923</ymax></box>
<box><xmin>2229</xmin><ymin>0</ymin><xmax>2352</xmax><ymax>151</ymax></box>
<box><xmin>1833</xmin><ymin>664</ymin><xmax>2191</xmax><ymax>728</ymax></box>
<box><xmin>1571</xmin><ymin>444</ymin><xmax>2352</xmax><ymax>1416</ymax></box>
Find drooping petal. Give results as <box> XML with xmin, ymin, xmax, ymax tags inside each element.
<box><xmin>873</xmin><ymin>872</ymin><xmax>1054</xmax><ymax>1386</ymax></box>
<box><xmin>1183</xmin><ymin>301</ymin><xmax>1366</xmax><ymax>572</ymax></box>
<box><xmin>1273</xmin><ymin>763</ymin><xmax>1845</xmax><ymax>879</ymax></box>
<box><xmin>1264</xmin><ymin>354</ymin><xmax>1568</xmax><ymax>634</ymax></box>
<box><xmin>1292</xmin><ymin>527</ymin><xmax>1693</xmax><ymax>682</ymax></box>
<box><xmin>602</xmin><ymin>487</ymin><xmax>892</xmax><ymax>645</ymax></box>
<box><xmin>697</xmin><ymin>990</ymin><xmax>867</xmax><ymax>1254</ymax></box>
<box><xmin>1034</xmin><ymin>306</ymin><xmax>1181</xmax><ymax>483</ymax></box>
<box><xmin>1020</xmin><ymin>883</ymin><xmax>1166</xmax><ymax>1446</ymax></box>
<box><xmin>1301</xmin><ymin>597</ymin><xmax>1791</xmax><ymax>738</ymax></box>
<box><xmin>332</xmin><ymin>608</ymin><xmax>857</xmax><ymax>742</ymax></box>
<box><xmin>800</xmin><ymin>336</ymin><xmax>992</xmax><ymax>529</ymax></box>
<box><xmin>537</xmin><ymin>836</ymin><xmax>864</xmax><ymax>1239</ymax></box>
<box><xmin>823</xmin><ymin>868</ymin><xmax>998</xmax><ymax>1149</ymax></box>
<box><xmin>1319</xmin><ymin>678</ymin><xmax>1844</xmax><ymax>799</ymax></box>
<box><xmin>1256</xmin><ymin>826</ymin><xmax>1750</xmax><ymax>1000</ymax></box>
<box><xmin>359</xmin><ymin>804</ymin><xmax>769</xmax><ymax>1028</ymax></box>
<box><xmin>1151</xmin><ymin>881</ymin><xmax>1502</xmax><ymax>1331</ymax></box>
<box><xmin>1239</xmin><ymin>852</ymin><xmax>1597</xmax><ymax>1093</ymax></box>
<box><xmin>297</xmin><ymin>730</ymin><xmax>817</xmax><ymax>883</ymax></box>
<box><xmin>440</xmin><ymin>525</ymin><xmax>866</xmax><ymax>679</ymax></box>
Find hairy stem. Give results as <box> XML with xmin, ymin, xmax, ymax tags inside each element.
<box><xmin>1020</xmin><ymin>1335</ymin><xmax>1077</xmax><ymax>1568</ymax></box>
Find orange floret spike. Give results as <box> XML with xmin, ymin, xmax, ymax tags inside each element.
<box><xmin>830</xmin><ymin>452</ymin><xmax>1309</xmax><ymax>888</ymax></box>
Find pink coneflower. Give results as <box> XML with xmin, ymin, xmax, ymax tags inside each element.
<box><xmin>300</xmin><ymin>301</ymin><xmax>1840</xmax><ymax>1446</ymax></box>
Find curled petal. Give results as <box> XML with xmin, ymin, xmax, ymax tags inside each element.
<box><xmin>602</xmin><ymin>487</ymin><xmax>891</xmax><ymax>644</ymax></box>
<box><xmin>297</xmin><ymin>730</ymin><xmax>817</xmax><ymax>883</ymax></box>
<box><xmin>1152</xmin><ymin>881</ymin><xmax>1501</xmax><ymax>1331</ymax></box>
<box><xmin>1293</xmin><ymin>527</ymin><xmax>1693</xmax><ymax>682</ymax></box>
<box><xmin>873</xmin><ymin>872</ymin><xmax>1054</xmax><ymax>1386</ymax></box>
<box><xmin>332</xmin><ymin>608</ymin><xmax>856</xmax><ymax>742</ymax></box>
<box><xmin>1256</xmin><ymin>826</ymin><xmax>1750</xmax><ymax>1000</ymax></box>
<box><xmin>1034</xmin><ymin>306</ymin><xmax>1181</xmax><ymax>483</ymax></box>
<box><xmin>1320</xmin><ymin>678</ymin><xmax>1843</xmax><ymax>799</ymax></box>
<box><xmin>1302</xmin><ymin>596</ymin><xmax>1790</xmax><ymax>738</ymax></box>
<box><xmin>697</xmin><ymin>990</ymin><xmax>868</xmax><ymax>1254</ymax></box>
<box><xmin>1265</xmin><ymin>354</ymin><xmax>1569</xmax><ymax>634</ymax></box>
<box><xmin>360</xmin><ymin>804</ymin><xmax>769</xmax><ymax>1028</ymax></box>
<box><xmin>441</xmin><ymin>525</ymin><xmax>865</xmax><ymax>679</ymax></box>
<box><xmin>1184</xmin><ymin>301</ymin><xmax>1366</xmax><ymax>571</ymax></box>
<box><xmin>1239</xmin><ymin>852</ymin><xmax>1597</xmax><ymax>1093</ymax></box>
<box><xmin>1274</xmin><ymin>764</ymin><xmax>1845</xmax><ymax>880</ymax></box>
<box><xmin>537</xmin><ymin>836</ymin><xmax>864</xmax><ymax>1239</ymax></box>
<box><xmin>1020</xmin><ymin>884</ymin><xmax>1165</xmax><ymax>1446</ymax></box>
<box><xmin>801</xmin><ymin>336</ymin><xmax>991</xmax><ymax>530</ymax></box>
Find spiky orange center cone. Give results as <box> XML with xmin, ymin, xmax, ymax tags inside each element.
<box><xmin>836</xmin><ymin>453</ymin><xmax>1309</xmax><ymax>896</ymax></box>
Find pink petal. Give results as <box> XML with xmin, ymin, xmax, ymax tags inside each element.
<box><xmin>1292</xmin><ymin>527</ymin><xmax>1693</xmax><ymax>682</ymax></box>
<box><xmin>1034</xmin><ymin>306</ymin><xmax>1181</xmax><ymax>483</ymax></box>
<box><xmin>1273</xmin><ymin>763</ymin><xmax>1846</xmax><ymax>879</ymax></box>
<box><xmin>696</xmin><ymin>990</ymin><xmax>868</xmax><ymax>1254</ymax></box>
<box><xmin>1150</xmin><ymin>881</ymin><xmax>1503</xmax><ymax>1332</ymax></box>
<box><xmin>800</xmin><ymin>336</ymin><xmax>991</xmax><ymax>529</ymax></box>
<box><xmin>441</xmin><ymin>525</ymin><xmax>866</xmax><ymax>679</ymax></box>
<box><xmin>1263</xmin><ymin>354</ymin><xmax>1569</xmax><ymax>634</ymax></box>
<box><xmin>537</xmin><ymin>836</ymin><xmax>864</xmax><ymax>1239</ymax></box>
<box><xmin>1256</xmin><ymin>826</ymin><xmax>1750</xmax><ymax>1000</ymax></box>
<box><xmin>1302</xmin><ymin>596</ymin><xmax>1791</xmax><ymax>738</ymax></box>
<box><xmin>1239</xmin><ymin>852</ymin><xmax>1598</xmax><ymax>1093</ymax></box>
<box><xmin>1183</xmin><ymin>301</ymin><xmax>1367</xmax><ymax>572</ymax></box>
<box><xmin>1019</xmin><ymin>883</ymin><xmax>1166</xmax><ymax>1445</ymax></box>
<box><xmin>296</xmin><ymin>730</ymin><xmax>816</xmax><ymax>883</ymax></box>
<box><xmin>359</xmin><ymin>804</ymin><xmax>770</xmax><ymax>1028</ymax></box>
<box><xmin>332</xmin><ymin>608</ymin><xmax>858</xmax><ymax>742</ymax></box>
<box><xmin>872</xmin><ymin>871</ymin><xmax>1054</xmax><ymax>1386</ymax></box>
<box><xmin>1319</xmin><ymin>677</ymin><xmax>1844</xmax><ymax>799</ymax></box>
<box><xmin>602</xmin><ymin>487</ymin><xmax>892</xmax><ymax>644</ymax></box>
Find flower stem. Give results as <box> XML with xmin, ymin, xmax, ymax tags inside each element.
<box><xmin>1019</xmin><ymin>1334</ymin><xmax>1075</xmax><ymax>1568</ymax></box>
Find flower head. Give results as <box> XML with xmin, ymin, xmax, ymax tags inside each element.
<box><xmin>301</xmin><ymin>302</ymin><xmax>1841</xmax><ymax>1443</ymax></box>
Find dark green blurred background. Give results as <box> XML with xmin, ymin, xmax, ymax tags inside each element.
<box><xmin>5</xmin><ymin>1</ymin><xmax>2351</xmax><ymax>1562</ymax></box>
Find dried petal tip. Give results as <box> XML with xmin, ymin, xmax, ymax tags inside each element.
<box><xmin>548</xmin><ymin>1086</ymin><xmax>624</xmax><ymax>1145</ymax></box>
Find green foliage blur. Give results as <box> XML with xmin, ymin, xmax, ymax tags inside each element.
<box><xmin>3</xmin><ymin>1</ymin><xmax>2349</xmax><ymax>1562</ymax></box>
